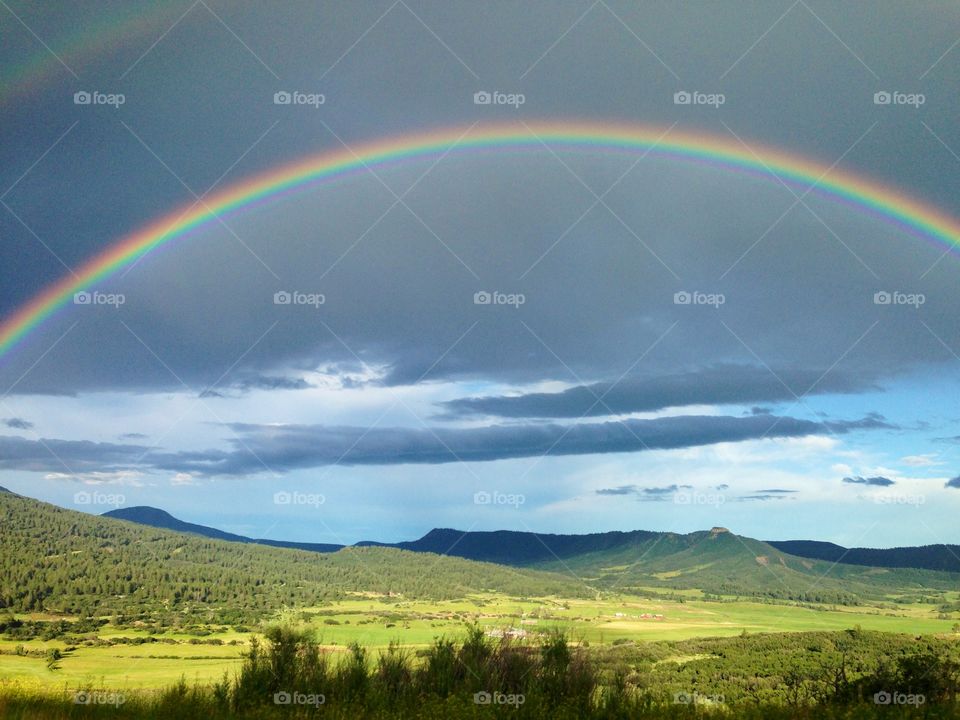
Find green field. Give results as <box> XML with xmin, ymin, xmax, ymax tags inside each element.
<box><xmin>3</xmin><ymin>592</ymin><xmax>956</xmax><ymax>690</ymax></box>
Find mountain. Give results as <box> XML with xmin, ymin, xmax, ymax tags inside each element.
<box><xmin>101</xmin><ymin>506</ymin><xmax>960</xmax><ymax>587</ymax></box>
<box><xmin>358</xmin><ymin>527</ymin><xmax>661</xmax><ymax>565</ymax></box>
<box><xmin>104</xmin><ymin>506</ymin><xmax>343</xmax><ymax>552</ymax></box>
<box><xmin>0</xmin><ymin>491</ymin><xmax>588</xmax><ymax>619</ymax></box>
<box><xmin>768</xmin><ymin>539</ymin><xmax>960</xmax><ymax>574</ymax></box>
<box><xmin>527</xmin><ymin>526</ymin><xmax>960</xmax><ymax>603</ymax></box>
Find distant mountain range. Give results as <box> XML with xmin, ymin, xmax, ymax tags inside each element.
<box><xmin>767</xmin><ymin>539</ymin><xmax>960</xmax><ymax>574</ymax></box>
<box><xmin>103</xmin><ymin>506</ymin><xmax>342</xmax><ymax>552</ymax></box>
<box><xmin>103</xmin><ymin>505</ymin><xmax>960</xmax><ymax>574</ymax></box>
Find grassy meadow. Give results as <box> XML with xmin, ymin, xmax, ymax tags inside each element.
<box><xmin>2</xmin><ymin>591</ymin><xmax>957</xmax><ymax>691</ymax></box>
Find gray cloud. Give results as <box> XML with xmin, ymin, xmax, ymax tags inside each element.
<box><xmin>945</xmin><ymin>476</ymin><xmax>960</xmax><ymax>489</ymax></box>
<box><xmin>151</xmin><ymin>413</ymin><xmax>891</xmax><ymax>476</ymax></box>
<box><xmin>0</xmin><ymin>436</ymin><xmax>151</xmax><ymax>473</ymax></box>
<box><xmin>596</xmin><ymin>485</ymin><xmax>638</xmax><ymax>496</ymax></box>
<box><xmin>0</xmin><ymin>413</ymin><xmax>892</xmax><ymax>478</ymax></box>
<box><xmin>2</xmin><ymin>3</ymin><xmax>960</xmax><ymax>403</ymax></box>
<box><xmin>596</xmin><ymin>483</ymin><xmax>693</xmax><ymax>500</ymax></box>
<box><xmin>234</xmin><ymin>375</ymin><xmax>314</xmax><ymax>392</ymax></box>
<box><xmin>439</xmin><ymin>365</ymin><xmax>875</xmax><ymax>419</ymax></box>
<box><xmin>843</xmin><ymin>475</ymin><xmax>896</xmax><ymax>487</ymax></box>
<box><xmin>3</xmin><ymin>417</ymin><xmax>33</xmax><ymax>430</ymax></box>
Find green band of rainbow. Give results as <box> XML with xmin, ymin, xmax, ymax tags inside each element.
<box><xmin>2</xmin><ymin>121</ymin><xmax>958</xmax><ymax>362</ymax></box>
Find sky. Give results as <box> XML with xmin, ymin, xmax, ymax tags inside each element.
<box><xmin>1</xmin><ymin>1</ymin><xmax>960</xmax><ymax>548</ymax></box>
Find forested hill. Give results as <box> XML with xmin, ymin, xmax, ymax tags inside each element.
<box><xmin>768</xmin><ymin>539</ymin><xmax>960</xmax><ymax>574</ymax></box>
<box><xmin>0</xmin><ymin>491</ymin><xmax>588</xmax><ymax>619</ymax></box>
<box><xmin>104</xmin><ymin>506</ymin><xmax>342</xmax><ymax>552</ymax></box>
<box><xmin>358</xmin><ymin>527</ymin><xmax>661</xmax><ymax>564</ymax></box>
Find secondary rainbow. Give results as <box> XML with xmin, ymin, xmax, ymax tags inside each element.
<box><xmin>2</xmin><ymin>120</ymin><xmax>959</xmax><ymax>362</ymax></box>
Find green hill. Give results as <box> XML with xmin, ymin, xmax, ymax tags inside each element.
<box><xmin>0</xmin><ymin>491</ymin><xmax>588</xmax><ymax>622</ymax></box>
<box><xmin>530</xmin><ymin>527</ymin><xmax>960</xmax><ymax>604</ymax></box>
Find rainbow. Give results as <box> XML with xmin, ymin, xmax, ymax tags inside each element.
<box><xmin>2</xmin><ymin>120</ymin><xmax>959</xmax><ymax>361</ymax></box>
<box><xmin>1</xmin><ymin>3</ymin><xmax>197</xmax><ymax>108</ymax></box>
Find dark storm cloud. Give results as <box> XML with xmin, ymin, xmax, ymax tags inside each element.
<box><xmin>0</xmin><ymin>435</ymin><xmax>150</xmax><ymax>473</ymax></box>
<box><xmin>0</xmin><ymin>413</ymin><xmax>892</xmax><ymax>477</ymax></box>
<box><xmin>737</xmin><ymin>494</ymin><xmax>794</xmax><ymax>502</ymax></box>
<box><xmin>2</xmin><ymin>417</ymin><xmax>33</xmax><ymax>430</ymax></box>
<box><xmin>945</xmin><ymin>476</ymin><xmax>960</xmax><ymax>489</ymax></box>
<box><xmin>439</xmin><ymin>365</ymin><xmax>874</xmax><ymax>418</ymax></box>
<box><xmin>1</xmin><ymin>1</ymin><xmax>958</xmax><ymax>405</ymax></box>
<box><xmin>145</xmin><ymin>413</ymin><xmax>892</xmax><ymax>476</ymax></box>
<box><xmin>843</xmin><ymin>475</ymin><xmax>895</xmax><ymax>487</ymax></box>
